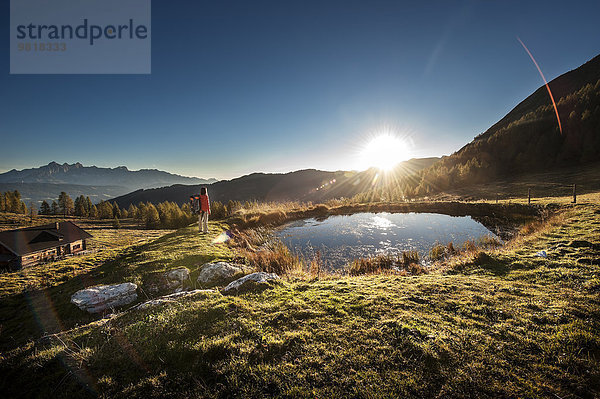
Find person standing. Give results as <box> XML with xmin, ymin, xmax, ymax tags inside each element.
<box><xmin>199</xmin><ymin>187</ymin><xmax>210</xmax><ymax>233</ymax></box>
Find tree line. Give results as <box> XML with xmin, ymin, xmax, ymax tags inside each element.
<box><xmin>5</xmin><ymin>191</ymin><xmax>297</xmax><ymax>229</ymax></box>
<box><xmin>33</xmin><ymin>192</ymin><xmax>197</xmax><ymax>229</ymax></box>
<box><xmin>0</xmin><ymin>190</ymin><xmax>29</xmax><ymax>214</ymax></box>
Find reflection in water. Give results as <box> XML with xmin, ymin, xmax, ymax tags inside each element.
<box><xmin>276</xmin><ymin>212</ymin><xmax>499</xmax><ymax>270</ymax></box>
<box><xmin>371</xmin><ymin>216</ymin><xmax>394</xmax><ymax>229</ymax></box>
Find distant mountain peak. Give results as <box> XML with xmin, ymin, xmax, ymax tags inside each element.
<box><xmin>0</xmin><ymin>163</ymin><xmax>218</xmax><ymax>194</ymax></box>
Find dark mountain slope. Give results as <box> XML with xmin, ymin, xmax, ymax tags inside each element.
<box><xmin>403</xmin><ymin>54</ymin><xmax>600</xmax><ymax>196</ymax></box>
<box><xmin>480</xmin><ymin>54</ymin><xmax>600</xmax><ymax>141</ymax></box>
<box><xmin>112</xmin><ymin>157</ymin><xmax>439</xmax><ymax>207</ymax></box>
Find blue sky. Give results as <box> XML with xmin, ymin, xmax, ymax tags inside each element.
<box><xmin>1</xmin><ymin>0</ymin><xmax>599</xmax><ymax>179</ymax></box>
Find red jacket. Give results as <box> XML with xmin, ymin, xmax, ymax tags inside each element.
<box><xmin>200</xmin><ymin>194</ymin><xmax>210</xmax><ymax>214</ymax></box>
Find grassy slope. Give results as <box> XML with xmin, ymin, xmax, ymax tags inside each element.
<box><xmin>0</xmin><ymin>221</ymin><xmax>234</xmax><ymax>351</ymax></box>
<box><xmin>1</xmin><ymin>204</ymin><xmax>599</xmax><ymax>398</ymax></box>
<box><xmin>433</xmin><ymin>162</ymin><xmax>600</xmax><ymax>201</ymax></box>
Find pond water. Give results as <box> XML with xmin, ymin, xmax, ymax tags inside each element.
<box><xmin>275</xmin><ymin>212</ymin><xmax>499</xmax><ymax>270</ymax></box>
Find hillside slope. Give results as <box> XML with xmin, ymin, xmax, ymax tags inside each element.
<box><xmin>1</xmin><ymin>203</ymin><xmax>598</xmax><ymax>398</ymax></box>
<box><xmin>403</xmin><ymin>54</ymin><xmax>600</xmax><ymax>197</ymax></box>
<box><xmin>111</xmin><ymin>158</ymin><xmax>439</xmax><ymax>207</ymax></box>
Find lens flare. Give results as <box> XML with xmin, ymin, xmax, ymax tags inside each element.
<box><xmin>360</xmin><ymin>134</ymin><xmax>411</xmax><ymax>171</ymax></box>
<box><xmin>517</xmin><ymin>37</ymin><xmax>562</xmax><ymax>134</ymax></box>
<box><xmin>212</xmin><ymin>231</ymin><xmax>231</xmax><ymax>244</ymax></box>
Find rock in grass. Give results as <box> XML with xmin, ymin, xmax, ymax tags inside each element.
<box><xmin>222</xmin><ymin>272</ymin><xmax>280</xmax><ymax>294</ymax></box>
<box><xmin>71</xmin><ymin>283</ymin><xmax>138</xmax><ymax>313</ymax></box>
<box><xmin>197</xmin><ymin>262</ymin><xmax>245</xmax><ymax>287</ymax></box>
<box><xmin>165</xmin><ymin>267</ymin><xmax>190</xmax><ymax>285</ymax></box>
<box><xmin>135</xmin><ymin>289</ymin><xmax>219</xmax><ymax>310</ymax></box>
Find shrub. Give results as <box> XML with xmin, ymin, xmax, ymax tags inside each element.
<box><xmin>447</xmin><ymin>242</ymin><xmax>456</xmax><ymax>254</ymax></box>
<box><xmin>402</xmin><ymin>251</ymin><xmax>420</xmax><ymax>265</ymax></box>
<box><xmin>211</xmin><ymin>201</ymin><xmax>228</xmax><ymax>220</ymax></box>
<box><xmin>461</xmin><ymin>240</ymin><xmax>477</xmax><ymax>253</ymax></box>
<box><xmin>429</xmin><ymin>244</ymin><xmax>447</xmax><ymax>261</ymax></box>
<box><xmin>243</xmin><ymin>241</ymin><xmax>300</xmax><ymax>276</ymax></box>
<box><xmin>257</xmin><ymin>211</ymin><xmax>287</xmax><ymax>226</ymax></box>
<box><xmin>349</xmin><ymin>251</ymin><xmax>423</xmax><ymax>276</ymax></box>
<box><xmin>308</xmin><ymin>250</ymin><xmax>323</xmax><ymax>278</ymax></box>
<box><xmin>477</xmin><ymin>235</ymin><xmax>502</xmax><ymax>249</ymax></box>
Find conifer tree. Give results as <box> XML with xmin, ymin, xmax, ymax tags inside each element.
<box><xmin>89</xmin><ymin>204</ymin><xmax>98</xmax><ymax>218</ymax></box>
<box><xmin>112</xmin><ymin>202</ymin><xmax>122</xmax><ymax>219</ymax></box>
<box><xmin>143</xmin><ymin>203</ymin><xmax>160</xmax><ymax>229</ymax></box>
<box><xmin>74</xmin><ymin>198</ymin><xmax>87</xmax><ymax>217</ymax></box>
<box><xmin>51</xmin><ymin>201</ymin><xmax>59</xmax><ymax>215</ymax></box>
<box><xmin>58</xmin><ymin>192</ymin><xmax>74</xmax><ymax>216</ymax></box>
<box><xmin>127</xmin><ymin>204</ymin><xmax>138</xmax><ymax>220</ymax></box>
<box><xmin>29</xmin><ymin>202</ymin><xmax>37</xmax><ymax>220</ymax></box>
<box><xmin>97</xmin><ymin>201</ymin><xmax>113</xmax><ymax>219</ymax></box>
<box><xmin>40</xmin><ymin>200</ymin><xmax>50</xmax><ymax>215</ymax></box>
<box><xmin>85</xmin><ymin>197</ymin><xmax>93</xmax><ymax>215</ymax></box>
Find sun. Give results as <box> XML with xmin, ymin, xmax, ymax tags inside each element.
<box><xmin>359</xmin><ymin>134</ymin><xmax>411</xmax><ymax>171</ymax></box>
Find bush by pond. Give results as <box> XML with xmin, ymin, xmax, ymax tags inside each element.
<box><xmin>349</xmin><ymin>251</ymin><xmax>424</xmax><ymax>276</ymax></box>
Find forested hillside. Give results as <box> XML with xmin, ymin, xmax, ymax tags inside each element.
<box><xmin>111</xmin><ymin>158</ymin><xmax>439</xmax><ymax>207</ymax></box>
<box><xmin>376</xmin><ymin>55</ymin><xmax>600</xmax><ymax>199</ymax></box>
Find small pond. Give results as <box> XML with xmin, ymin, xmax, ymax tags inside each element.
<box><xmin>275</xmin><ymin>212</ymin><xmax>500</xmax><ymax>270</ymax></box>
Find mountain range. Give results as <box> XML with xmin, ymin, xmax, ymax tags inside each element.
<box><xmin>4</xmin><ymin>53</ymin><xmax>600</xmax><ymax>208</ymax></box>
<box><xmin>111</xmin><ymin>158</ymin><xmax>440</xmax><ymax>208</ymax></box>
<box><xmin>112</xmin><ymin>53</ymin><xmax>600</xmax><ymax>205</ymax></box>
<box><xmin>0</xmin><ymin>162</ymin><xmax>217</xmax><ymax>205</ymax></box>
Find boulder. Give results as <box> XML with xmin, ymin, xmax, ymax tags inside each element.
<box><xmin>197</xmin><ymin>262</ymin><xmax>245</xmax><ymax>287</ymax></box>
<box><xmin>165</xmin><ymin>267</ymin><xmax>190</xmax><ymax>285</ymax></box>
<box><xmin>135</xmin><ymin>289</ymin><xmax>219</xmax><ymax>310</ymax></box>
<box><xmin>71</xmin><ymin>283</ymin><xmax>138</xmax><ymax>313</ymax></box>
<box><xmin>142</xmin><ymin>267</ymin><xmax>190</xmax><ymax>295</ymax></box>
<box><xmin>223</xmin><ymin>272</ymin><xmax>280</xmax><ymax>294</ymax></box>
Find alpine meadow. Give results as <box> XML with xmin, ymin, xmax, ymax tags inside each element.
<box><xmin>1</xmin><ymin>1</ymin><xmax>600</xmax><ymax>398</ymax></box>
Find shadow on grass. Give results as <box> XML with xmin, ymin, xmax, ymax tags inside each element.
<box><xmin>449</xmin><ymin>252</ymin><xmax>511</xmax><ymax>276</ymax></box>
<box><xmin>473</xmin><ymin>253</ymin><xmax>511</xmax><ymax>275</ymax></box>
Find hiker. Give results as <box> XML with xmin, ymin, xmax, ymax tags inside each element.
<box><xmin>199</xmin><ymin>187</ymin><xmax>210</xmax><ymax>233</ymax></box>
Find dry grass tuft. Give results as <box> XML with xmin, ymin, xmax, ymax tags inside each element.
<box><xmin>241</xmin><ymin>241</ymin><xmax>302</xmax><ymax>276</ymax></box>
<box><xmin>349</xmin><ymin>251</ymin><xmax>425</xmax><ymax>276</ymax></box>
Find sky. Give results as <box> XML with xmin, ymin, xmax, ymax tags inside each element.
<box><xmin>1</xmin><ymin>0</ymin><xmax>599</xmax><ymax>179</ymax></box>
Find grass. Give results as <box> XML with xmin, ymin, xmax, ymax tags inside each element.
<box><xmin>0</xmin><ymin>224</ymin><xmax>169</xmax><ymax>298</ymax></box>
<box><xmin>241</xmin><ymin>241</ymin><xmax>302</xmax><ymax>276</ymax></box>
<box><xmin>0</xmin><ymin>200</ymin><xmax>599</xmax><ymax>397</ymax></box>
<box><xmin>0</xmin><ymin>220</ymin><xmax>235</xmax><ymax>351</ymax></box>
<box><xmin>348</xmin><ymin>251</ymin><xmax>424</xmax><ymax>276</ymax></box>
<box><xmin>429</xmin><ymin>236</ymin><xmax>503</xmax><ymax>263</ymax></box>
<box><xmin>433</xmin><ymin>161</ymin><xmax>600</xmax><ymax>202</ymax></box>
<box><xmin>0</xmin><ymin>212</ymin><xmax>50</xmax><ymax>231</ymax></box>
